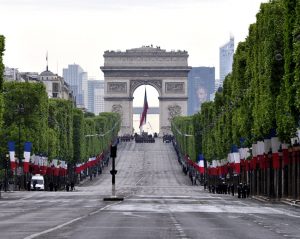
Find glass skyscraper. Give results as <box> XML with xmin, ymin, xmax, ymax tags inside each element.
<box><xmin>87</xmin><ymin>80</ymin><xmax>105</xmax><ymax>115</ymax></box>
<box><xmin>63</xmin><ymin>64</ymin><xmax>87</xmax><ymax>108</ymax></box>
<box><xmin>219</xmin><ymin>36</ymin><xmax>234</xmax><ymax>87</ymax></box>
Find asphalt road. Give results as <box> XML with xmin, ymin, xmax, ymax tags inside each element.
<box><xmin>0</xmin><ymin>138</ymin><xmax>299</xmax><ymax>239</ymax></box>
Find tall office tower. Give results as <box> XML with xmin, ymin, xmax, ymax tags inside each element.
<box><xmin>219</xmin><ymin>36</ymin><xmax>234</xmax><ymax>87</ymax></box>
<box><xmin>63</xmin><ymin>64</ymin><xmax>88</xmax><ymax>108</ymax></box>
<box><xmin>87</xmin><ymin>80</ymin><xmax>105</xmax><ymax>115</ymax></box>
<box><xmin>187</xmin><ymin>67</ymin><xmax>215</xmax><ymax>115</ymax></box>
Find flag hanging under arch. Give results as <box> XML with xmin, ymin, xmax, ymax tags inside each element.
<box><xmin>139</xmin><ymin>88</ymin><xmax>149</xmax><ymax>128</ymax></box>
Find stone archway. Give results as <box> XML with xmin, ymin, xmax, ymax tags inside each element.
<box><xmin>101</xmin><ymin>46</ymin><xmax>191</xmax><ymax>135</ymax></box>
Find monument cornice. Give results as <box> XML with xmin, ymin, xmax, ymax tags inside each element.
<box><xmin>103</xmin><ymin>52</ymin><xmax>189</xmax><ymax>57</ymax></box>
<box><xmin>100</xmin><ymin>66</ymin><xmax>192</xmax><ymax>71</ymax></box>
<box><xmin>103</xmin><ymin>71</ymin><xmax>190</xmax><ymax>78</ymax></box>
<box><xmin>158</xmin><ymin>97</ymin><xmax>188</xmax><ymax>101</ymax></box>
<box><xmin>104</xmin><ymin>97</ymin><xmax>134</xmax><ymax>101</ymax></box>
<box><xmin>101</xmin><ymin>67</ymin><xmax>191</xmax><ymax>78</ymax></box>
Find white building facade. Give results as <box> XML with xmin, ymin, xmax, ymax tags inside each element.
<box><xmin>39</xmin><ymin>68</ymin><xmax>74</xmax><ymax>101</ymax></box>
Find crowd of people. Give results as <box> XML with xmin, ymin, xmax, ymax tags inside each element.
<box><xmin>162</xmin><ymin>134</ymin><xmax>174</xmax><ymax>143</ymax></box>
<box><xmin>134</xmin><ymin>132</ymin><xmax>155</xmax><ymax>143</ymax></box>
<box><xmin>206</xmin><ymin>181</ymin><xmax>250</xmax><ymax>198</ymax></box>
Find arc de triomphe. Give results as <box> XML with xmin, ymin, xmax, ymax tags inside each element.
<box><xmin>100</xmin><ymin>46</ymin><xmax>191</xmax><ymax>135</ymax></box>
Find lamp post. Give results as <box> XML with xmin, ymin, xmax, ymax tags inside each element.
<box><xmin>16</xmin><ymin>103</ymin><xmax>24</xmax><ymax>190</ymax></box>
<box><xmin>100</xmin><ymin>133</ymin><xmax>105</xmax><ymax>167</ymax></box>
<box><xmin>5</xmin><ymin>154</ymin><xmax>9</xmax><ymax>192</ymax></box>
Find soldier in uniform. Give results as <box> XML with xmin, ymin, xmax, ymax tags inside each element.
<box><xmin>237</xmin><ymin>183</ymin><xmax>242</xmax><ymax>198</ymax></box>
<box><xmin>231</xmin><ymin>184</ymin><xmax>235</xmax><ymax>196</ymax></box>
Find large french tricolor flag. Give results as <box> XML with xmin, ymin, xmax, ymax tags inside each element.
<box><xmin>198</xmin><ymin>154</ymin><xmax>205</xmax><ymax>174</ymax></box>
<box><xmin>8</xmin><ymin>141</ymin><xmax>16</xmax><ymax>170</ymax></box>
<box><xmin>23</xmin><ymin>142</ymin><xmax>32</xmax><ymax>173</ymax></box>
<box><xmin>139</xmin><ymin>88</ymin><xmax>149</xmax><ymax>128</ymax></box>
<box><xmin>232</xmin><ymin>145</ymin><xmax>240</xmax><ymax>174</ymax></box>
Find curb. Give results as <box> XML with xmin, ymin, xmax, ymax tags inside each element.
<box><xmin>252</xmin><ymin>195</ymin><xmax>300</xmax><ymax>208</ymax></box>
<box><xmin>280</xmin><ymin>199</ymin><xmax>300</xmax><ymax>208</ymax></box>
<box><xmin>251</xmin><ymin>195</ymin><xmax>273</xmax><ymax>203</ymax></box>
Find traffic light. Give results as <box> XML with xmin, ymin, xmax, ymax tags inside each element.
<box><xmin>110</xmin><ymin>145</ymin><xmax>117</xmax><ymax>158</ymax></box>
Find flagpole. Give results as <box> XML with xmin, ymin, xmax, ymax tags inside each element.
<box><xmin>46</xmin><ymin>51</ymin><xmax>48</xmax><ymax>71</ymax></box>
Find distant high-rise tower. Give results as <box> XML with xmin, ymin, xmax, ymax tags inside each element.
<box><xmin>87</xmin><ymin>80</ymin><xmax>105</xmax><ymax>115</ymax></box>
<box><xmin>63</xmin><ymin>64</ymin><xmax>88</xmax><ymax>108</ymax></box>
<box><xmin>187</xmin><ymin>67</ymin><xmax>215</xmax><ymax>115</ymax></box>
<box><xmin>219</xmin><ymin>36</ymin><xmax>234</xmax><ymax>87</ymax></box>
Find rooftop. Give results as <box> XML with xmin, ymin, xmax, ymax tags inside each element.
<box><xmin>40</xmin><ymin>70</ymin><xmax>55</xmax><ymax>76</ymax></box>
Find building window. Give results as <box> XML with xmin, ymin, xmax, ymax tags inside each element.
<box><xmin>53</xmin><ymin>82</ymin><xmax>59</xmax><ymax>93</ymax></box>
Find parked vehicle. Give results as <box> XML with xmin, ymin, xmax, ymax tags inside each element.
<box><xmin>31</xmin><ymin>174</ymin><xmax>45</xmax><ymax>190</ymax></box>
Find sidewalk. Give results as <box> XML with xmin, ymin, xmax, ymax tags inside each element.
<box><xmin>251</xmin><ymin>195</ymin><xmax>300</xmax><ymax>208</ymax></box>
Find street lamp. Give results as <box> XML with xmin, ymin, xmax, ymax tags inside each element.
<box><xmin>16</xmin><ymin>103</ymin><xmax>24</xmax><ymax>190</ymax></box>
<box><xmin>4</xmin><ymin>154</ymin><xmax>9</xmax><ymax>192</ymax></box>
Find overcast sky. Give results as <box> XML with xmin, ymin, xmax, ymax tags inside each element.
<box><xmin>1</xmin><ymin>0</ymin><xmax>268</xmax><ymax>80</ymax></box>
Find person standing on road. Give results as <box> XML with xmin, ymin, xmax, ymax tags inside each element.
<box><xmin>192</xmin><ymin>172</ymin><xmax>196</xmax><ymax>185</ymax></box>
<box><xmin>242</xmin><ymin>184</ymin><xmax>247</xmax><ymax>198</ymax></box>
<box><xmin>66</xmin><ymin>182</ymin><xmax>70</xmax><ymax>192</ymax></box>
<box><xmin>49</xmin><ymin>182</ymin><xmax>54</xmax><ymax>191</ymax></box>
<box><xmin>246</xmin><ymin>184</ymin><xmax>250</xmax><ymax>198</ymax></box>
<box><xmin>33</xmin><ymin>180</ymin><xmax>37</xmax><ymax>191</ymax></box>
<box><xmin>27</xmin><ymin>180</ymin><xmax>31</xmax><ymax>191</ymax></box>
<box><xmin>237</xmin><ymin>184</ymin><xmax>241</xmax><ymax>198</ymax></box>
<box><xmin>231</xmin><ymin>184</ymin><xmax>234</xmax><ymax>196</ymax></box>
<box><xmin>71</xmin><ymin>182</ymin><xmax>75</xmax><ymax>191</ymax></box>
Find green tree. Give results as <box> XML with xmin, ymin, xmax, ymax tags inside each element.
<box><xmin>1</xmin><ymin>82</ymin><xmax>48</xmax><ymax>157</ymax></box>
<box><xmin>0</xmin><ymin>35</ymin><xmax>5</xmax><ymax>132</ymax></box>
<box><xmin>48</xmin><ymin>99</ymin><xmax>73</xmax><ymax>162</ymax></box>
<box><xmin>73</xmin><ymin>108</ymin><xmax>86</xmax><ymax>163</ymax></box>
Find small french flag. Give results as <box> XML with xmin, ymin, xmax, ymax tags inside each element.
<box><xmin>8</xmin><ymin>141</ymin><xmax>16</xmax><ymax>170</ymax></box>
<box><xmin>23</xmin><ymin>142</ymin><xmax>32</xmax><ymax>173</ymax></box>
<box><xmin>198</xmin><ymin>154</ymin><xmax>205</xmax><ymax>174</ymax></box>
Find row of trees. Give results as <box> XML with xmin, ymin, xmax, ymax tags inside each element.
<box><xmin>0</xmin><ymin>81</ymin><xmax>120</xmax><ymax>168</ymax></box>
<box><xmin>173</xmin><ymin>0</ymin><xmax>300</xmax><ymax>163</ymax></box>
<box><xmin>0</xmin><ymin>36</ymin><xmax>120</xmax><ymax>181</ymax></box>
<box><xmin>171</xmin><ymin>117</ymin><xmax>196</xmax><ymax>162</ymax></box>
<box><xmin>0</xmin><ymin>35</ymin><xmax>4</xmax><ymax>133</ymax></box>
<box><xmin>0</xmin><ymin>35</ymin><xmax>5</xmax><ymax>181</ymax></box>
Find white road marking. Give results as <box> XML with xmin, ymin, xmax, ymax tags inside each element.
<box><xmin>135</xmin><ymin>176</ymin><xmax>144</xmax><ymax>186</ymax></box>
<box><xmin>106</xmin><ymin>203</ymin><xmax>298</xmax><ymax>215</ymax></box>
<box><xmin>24</xmin><ymin>202</ymin><xmax>122</xmax><ymax>239</ymax></box>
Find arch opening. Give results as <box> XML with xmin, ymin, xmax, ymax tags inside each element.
<box><xmin>132</xmin><ymin>85</ymin><xmax>159</xmax><ymax>135</ymax></box>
